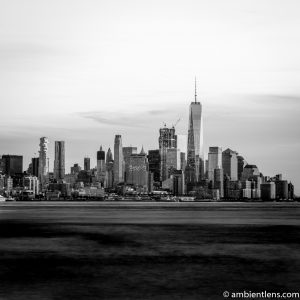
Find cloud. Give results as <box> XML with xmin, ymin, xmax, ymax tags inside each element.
<box><xmin>244</xmin><ymin>94</ymin><xmax>300</xmax><ymax>106</ymax></box>
<box><xmin>78</xmin><ymin>108</ymin><xmax>180</xmax><ymax>128</ymax></box>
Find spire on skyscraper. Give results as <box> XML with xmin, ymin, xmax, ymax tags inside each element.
<box><xmin>140</xmin><ymin>145</ymin><xmax>145</xmax><ymax>155</ymax></box>
<box><xmin>194</xmin><ymin>76</ymin><xmax>197</xmax><ymax>103</ymax></box>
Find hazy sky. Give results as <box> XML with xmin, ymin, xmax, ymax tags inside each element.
<box><xmin>0</xmin><ymin>0</ymin><xmax>299</xmax><ymax>193</ymax></box>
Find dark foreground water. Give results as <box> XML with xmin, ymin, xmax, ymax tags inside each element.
<box><xmin>0</xmin><ymin>202</ymin><xmax>300</xmax><ymax>300</ymax></box>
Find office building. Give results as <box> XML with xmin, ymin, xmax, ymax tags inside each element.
<box><xmin>214</xmin><ymin>168</ymin><xmax>224</xmax><ymax>198</ymax></box>
<box><xmin>114</xmin><ymin>135</ymin><xmax>124</xmax><ymax>185</ymax></box>
<box><xmin>148</xmin><ymin>150</ymin><xmax>160</xmax><ymax>183</ymax></box>
<box><xmin>105</xmin><ymin>148</ymin><xmax>114</xmax><ymax>188</ymax></box>
<box><xmin>261</xmin><ymin>182</ymin><xmax>276</xmax><ymax>200</ymax></box>
<box><xmin>123</xmin><ymin>146</ymin><xmax>137</xmax><ymax>183</ymax></box>
<box><xmin>54</xmin><ymin>141</ymin><xmax>65</xmax><ymax>181</ymax></box>
<box><xmin>241</xmin><ymin>164</ymin><xmax>260</xmax><ymax>181</ymax></box>
<box><xmin>84</xmin><ymin>157</ymin><xmax>90</xmax><ymax>171</ymax></box>
<box><xmin>1</xmin><ymin>155</ymin><xmax>23</xmax><ymax>176</ymax></box>
<box><xmin>0</xmin><ymin>156</ymin><xmax>4</xmax><ymax>174</ymax></box>
<box><xmin>172</xmin><ymin>170</ymin><xmax>185</xmax><ymax>196</ymax></box>
<box><xmin>71</xmin><ymin>163</ymin><xmax>81</xmax><ymax>175</ymax></box>
<box><xmin>166</xmin><ymin>148</ymin><xmax>180</xmax><ymax>176</ymax></box>
<box><xmin>186</xmin><ymin>79</ymin><xmax>204</xmax><ymax>183</ymax></box>
<box><xmin>159</xmin><ymin>126</ymin><xmax>177</xmax><ymax>181</ymax></box>
<box><xmin>288</xmin><ymin>182</ymin><xmax>294</xmax><ymax>199</ymax></box>
<box><xmin>237</xmin><ymin>156</ymin><xmax>246</xmax><ymax>180</ymax></box>
<box><xmin>127</xmin><ymin>150</ymin><xmax>148</xmax><ymax>190</ymax></box>
<box><xmin>39</xmin><ymin>137</ymin><xmax>49</xmax><ymax>187</ymax></box>
<box><xmin>275</xmin><ymin>180</ymin><xmax>288</xmax><ymax>200</ymax></box>
<box><xmin>222</xmin><ymin>148</ymin><xmax>238</xmax><ymax>181</ymax></box>
<box><xmin>208</xmin><ymin>147</ymin><xmax>222</xmax><ymax>181</ymax></box>
<box><xmin>31</xmin><ymin>157</ymin><xmax>39</xmax><ymax>177</ymax></box>
<box><xmin>97</xmin><ymin>146</ymin><xmax>106</xmax><ymax>187</ymax></box>
<box><xmin>180</xmin><ymin>152</ymin><xmax>186</xmax><ymax>171</ymax></box>
<box><xmin>23</xmin><ymin>175</ymin><xmax>40</xmax><ymax>196</ymax></box>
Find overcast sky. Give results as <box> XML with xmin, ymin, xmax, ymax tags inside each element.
<box><xmin>0</xmin><ymin>0</ymin><xmax>299</xmax><ymax>193</ymax></box>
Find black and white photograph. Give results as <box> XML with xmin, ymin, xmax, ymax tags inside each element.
<box><xmin>0</xmin><ymin>0</ymin><xmax>300</xmax><ymax>299</ymax></box>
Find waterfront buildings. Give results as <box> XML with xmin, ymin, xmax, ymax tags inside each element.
<box><xmin>23</xmin><ymin>175</ymin><xmax>39</xmax><ymax>196</ymax></box>
<box><xmin>54</xmin><ymin>141</ymin><xmax>65</xmax><ymax>181</ymax></box>
<box><xmin>261</xmin><ymin>182</ymin><xmax>276</xmax><ymax>200</ymax></box>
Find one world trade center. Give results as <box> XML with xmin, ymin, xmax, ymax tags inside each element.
<box><xmin>185</xmin><ymin>79</ymin><xmax>204</xmax><ymax>184</ymax></box>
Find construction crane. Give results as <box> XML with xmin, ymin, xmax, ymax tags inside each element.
<box><xmin>172</xmin><ymin>118</ymin><xmax>181</xmax><ymax>128</ymax></box>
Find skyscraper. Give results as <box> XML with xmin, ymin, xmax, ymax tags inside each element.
<box><xmin>84</xmin><ymin>157</ymin><xmax>90</xmax><ymax>171</ymax></box>
<box><xmin>166</xmin><ymin>148</ymin><xmax>180</xmax><ymax>176</ymax></box>
<box><xmin>105</xmin><ymin>148</ymin><xmax>114</xmax><ymax>188</ymax></box>
<box><xmin>97</xmin><ymin>146</ymin><xmax>106</xmax><ymax>187</ymax></box>
<box><xmin>237</xmin><ymin>156</ymin><xmax>246</xmax><ymax>180</ymax></box>
<box><xmin>148</xmin><ymin>150</ymin><xmax>160</xmax><ymax>183</ymax></box>
<box><xmin>31</xmin><ymin>157</ymin><xmax>39</xmax><ymax>177</ymax></box>
<box><xmin>186</xmin><ymin>79</ymin><xmax>204</xmax><ymax>183</ymax></box>
<box><xmin>54</xmin><ymin>141</ymin><xmax>65</xmax><ymax>181</ymax></box>
<box><xmin>214</xmin><ymin>168</ymin><xmax>224</xmax><ymax>198</ymax></box>
<box><xmin>39</xmin><ymin>137</ymin><xmax>49</xmax><ymax>187</ymax></box>
<box><xmin>208</xmin><ymin>147</ymin><xmax>222</xmax><ymax>181</ymax></box>
<box><xmin>127</xmin><ymin>149</ymin><xmax>148</xmax><ymax>190</ymax></box>
<box><xmin>159</xmin><ymin>126</ymin><xmax>177</xmax><ymax>181</ymax></box>
<box><xmin>114</xmin><ymin>135</ymin><xmax>124</xmax><ymax>185</ymax></box>
<box><xmin>222</xmin><ymin>148</ymin><xmax>238</xmax><ymax>181</ymax></box>
<box><xmin>1</xmin><ymin>155</ymin><xmax>23</xmax><ymax>176</ymax></box>
<box><xmin>123</xmin><ymin>146</ymin><xmax>137</xmax><ymax>183</ymax></box>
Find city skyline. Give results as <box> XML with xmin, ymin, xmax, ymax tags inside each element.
<box><xmin>0</xmin><ymin>0</ymin><xmax>299</xmax><ymax>193</ymax></box>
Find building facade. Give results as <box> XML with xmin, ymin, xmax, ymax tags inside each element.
<box><xmin>39</xmin><ymin>137</ymin><xmax>49</xmax><ymax>187</ymax></box>
<box><xmin>54</xmin><ymin>141</ymin><xmax>65</xmax><ymax>181</ymax></box>
<box><xmin>222</xmin><ymin>148</ymin><xmax>238</xmax><ymax>181</ymax></box>
<box><xmin>148</xmin><ymin>150</ymin><xmax>160</xmax><ymax>183</ymax></box>
<box><xmin>166</xmin><ymin>148</ymin><xmax>180</xmax><ymax>177</ymax></box>
<box><xmin>208</xmin><ymin>147</ymin><xmax>222</xmax><ymax>182</ymax></box>
<box><xmin>159</xmin><ymin>126</ymin><xmax>177</xmax><ymax>182</ymax></box>
<box><xmin>84</xmin><ymin>157</ymin><xmax>90</xmax><ymax>171</ymax></box>
<box><xmin>105</xmin><ymin>148</ymin><xmax>114</xmax><ymax>188</ymax></box>
<box><xmin>114</xmin><ymin>136</ymin><xmax>124</xmax><ymax>185</ymax></box>
<box><xmin>1</xmin><ymin>155</ymin><xmax>23</xmax><ymax>176</ymax></box>
<box><xmin>123</xmin><ymin>146</ymin><xmax>137</xmax><ymax>183</ymax></box>
<box><xmin>127</xmin><ymin>152</ymin><xmax>148</xmax><ymax>190</ymax></box>
<box><xmin>97</xmin><ymin>146</ymin><xmax>106</xmax><ymax>187</ymax></box>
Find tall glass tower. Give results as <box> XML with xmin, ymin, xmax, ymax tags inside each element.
<box><xmin>54</xmin><ymin>141</ymin><xmax>65</xmax><ymax>180</ymax></box>
<box><xmin>114</xmin><ymin>135</ymin><xmax>124</xmax><ymax>185</ymax></box>
<box><xmin>186</xmin><ymin>79</ymin><xmax>204</xmax><ymax>183</ymax></box>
